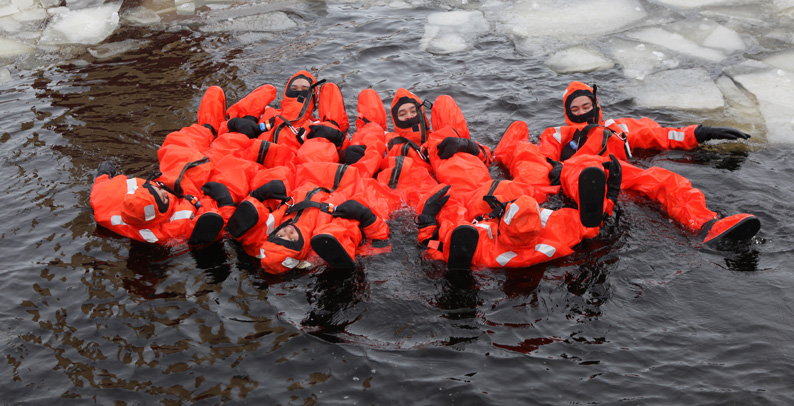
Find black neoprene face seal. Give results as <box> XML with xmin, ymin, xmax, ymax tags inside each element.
<box><xmin>267</xmin><ymin>221</ymin><xmax>304</xmax><ymax>251</ymax></box>
<box><xmin>565</xmin><ymin>89</ymin><xmax>598</xmax><ymax>124</ymax></box>
<box><xmin>285</xmin><ymin>74</ymin><xmax>314</xmax><ymax>99</ymax></box>
<box><xmin>391</xmin><ymin>97</ymin><xmax>423</xmax><ymax>129</ymax></box>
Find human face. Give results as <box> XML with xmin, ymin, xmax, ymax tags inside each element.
<box><xmin>397</xmin><ymin>103</ymin><xmax>417</xmax><ymax>121</ymax></box>
<box><xmin>289</xmin><ymin>78</ymin><xmax>311</xmax><ymax>93</ymax></box>
<box><xmin>151</xmin><ymin>185</ymin><xmax>170</xmax><ymax>206</ymax></box>
<box><xmin>275</xmin><ymin>224</ymin><xmax>300</xmax><ymax>242</ymax></box>
<box><xmin>570</xmin><ymin>95</ymin><xmax>594</xmax><ymax>117</ymax></box>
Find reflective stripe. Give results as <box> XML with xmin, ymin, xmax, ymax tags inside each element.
<box><xmin>170</xmin><ymin>210</ymin><xmax>194</xmax><ymax>222</ymax></box>
<box><xmin>139</xmin><ymin>229</ymin><xmax>158</xmax><ymax>243</ymax></box>
<box><xmin>496</xmin><ymin>251</ymin><xmax>517</xmax><ymax>266</ymax></box>
<box><xmin>111</xmin><ymin>215</ymin><xmax>125</xmax><ymax>226</ymax></box>
<box><xmin>604</xmin><ymin>119</ymin><xmax>615</xmax><ymax>126</ymax></box>
<box><xmin>126</xmin><ymin>179</ymin><xmax>138</xmax><ymax>194</ymax></box>
<box><xmin>539</xmin><ymin>209</ymin><xmax>553</xmax><ymax>228</ymax></box>
<box><xmin>257</xmin><ymin>248</ymin><xmax>266</xmax><ymax>259</ymax></box>
<box><xmin>266</xmin><ymin>213</ymin><xmax>276</xmax><ymax>234</ymax></box>
<box><xmin>553</xmin><ymin>126</ymin><xmax>562</xmax><ymax>144</ymax></box>
<box><xmin>504</xmin><ymin>202</ymin><xmax>519</xmax><ymax>225</ymax></box>
<box><xmin>475</xmin><ymin>223</ymin><xmax>493</xmax><ymax>239</ymax></box>
<box><xmin>668</xmin><ymin>130</ymin><xmax>685</xmax><ymax>142</ymax></box>
<box><xmin>282</xmin><ymin>257</ymin><xmax>299</xmax><ymax>269</ymax></box>
<box><xmin>535</xmin><ymin>243</ymin><xmax>556</xmax><ymax>257</ymax></box>
<box><xmin>144</xmin><ymin>205</ymin><xmax>156</xmax><ymax>221</ymax></box>
<box><xmin>618</xmin><ymin>123</ymin><xmax>628</xmax><ymax>133</ymax></box>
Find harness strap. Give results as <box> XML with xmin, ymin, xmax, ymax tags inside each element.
<box><xmin>257</xmin><ymin>140</ymin><xmax>271</xmax><ymax>165</ymax></box>
<box><xmin>388</xmin><ymin>156</ymin><xmax>405</xmax><ymax>189</ymax></box>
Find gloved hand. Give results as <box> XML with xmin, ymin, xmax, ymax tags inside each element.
<box><xmin>418</xmin><ymin>185</ymin><xmax>451</xmax><ymax>227</ymax></box>
<box><xmin>250</xmin><ymin>180</ymin><xmax>288</xmax><ymax>202</ymax></box>
<box><xmin>546</xmin><ymin>157</ymin><xmax>563</xmax><ymax>186</ymax></box>
<box><xmin>227</xmin><ymin>117</ymin><xmax>263</xmax><ymax>139</ymax></box>
<box><xmin>694</xmin><ymin>125</ymin><xmax>750</xmax><ymax>143</ymax></box>
<box><xmin>333</xmin><ymin>200</ymin><xmax>377</xmax><ymax>227</ymax></box>
<box><xmin>96</xmin><ymin>161</ymin><xmax>116</xmax><ymax>179</ymax></box>
<box><xmin>201</xmin><ymin>182</ymin><xmax>235</xmax><ymax>207</ymax></box>
<box><xmin>342</xmin><ymin>145</ymin><xmax>366</xmax><ymax>165</ymax></box>
<box><xmin>437</xmin><ymin>137</ymin><xmax>479</xmax><ymax>159</ymax></box>
<box><xmin>307</xmin><ymin>124</ymin><xmax>346</xmax><ymax>147</ymax></box>
<box><xmin>601</xmin><ymin>154</ymin><xmax>622</xmax><ymax>204</ymax></box>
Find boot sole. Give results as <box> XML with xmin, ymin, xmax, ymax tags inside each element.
<box><xmin>704</xmin><ymin>216</ymin><xmax>761</xmax><ymax>248</ymax></box>
<box><xmin>188</xmin><ymin>212</ymin><xmax>225</xmax><ymax>246</ymax></box>
<box><xmin>578</xmin><ymin>167</ymin><xmax>606</xmax><ymax>228</ymax></box>
<box><xmin>311</xmin><ymin>234</ymin><xmax>356</xmax><ymax>269</ymax></box>
<box><xmin>448</xmin><ymin>225</ymin><xmax>479</xmax><ymax>271</ymax></box>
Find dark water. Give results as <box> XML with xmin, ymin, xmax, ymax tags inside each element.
<box><xmin>2</xmin><ymin>2</ymin><xmax>793</xmax><ymax>405</ymax></box>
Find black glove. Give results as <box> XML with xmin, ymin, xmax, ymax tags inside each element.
<box><xmin>250</xmin><ymin>180</ymin><xmax>288</xmax><ymax>202</ymax></box>
<box><xmin>96</xmin><ymin>161</ymin><xmax>116</xmax><ymax>179</ymax></box>
<box><xmin>601</xmin><ymin>154</ymin><xmax>622</xmax><ymax>204</ymax></box>
<box><xmin>694</xmin><ymin>124</ymin><xmax>750</xmax><ymax>143</ymax></box>
<box><xmin>418</xmin><ymin>185</ymin><xmax>450</xmax><ymax>227</ymax></box>
<box><xmin>546</xmin><ymin>157</ymin><xmax>563</xmax><ymax>186</ymax></box>
<box><xmin>437</xmin><ymin>137</ymin><xmax>479</xmax><ymax>159</ymax></box>
<box><xmin>307</xmin><ymin>124</ymin><xmax>346</xmax><ymax>147</ymax></box>
<box><xmin>201</xmin><ymin>182</ymin><xmax>235</xmax><ymax>207</ymax></box>
<box><xmin>227</xmin><ymin>117</ymin><xmax>263</xmax><ymax>139</ymax></box>
<box><xmin>342</xmin><ymin>145</ymin><xmax>366</xmax><ymax>165</ymax></box>
<box><xmin>333</xmin><ymin>200</ymin><xmax>377</xmax><ymax>227</ymax></box>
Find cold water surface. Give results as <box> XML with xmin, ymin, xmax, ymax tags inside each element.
<box><xmin>1</xmin><ymin>2</ymin><xmax>794</xmax><ymax>405</ymax></box>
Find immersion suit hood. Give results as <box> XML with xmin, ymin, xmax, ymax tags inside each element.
<box><xmin>498</xmin><ymin>195</ymin><xmax>542</xmax><ymax>248</ymax></box>
<box><xmin>282</xmin><ymin>70</ymin><xmax>319</xmax><ymax>124</ymax></box>
<box><xmin>261</xmin><ymin>221</ymin><xmax>309</xmax><ymax>274</ymax></box>
<box><xmin>121</xmin><ymin>178</ymin><xmax>174</xmax><ymax>227</ymax></box>
<box><xmin>563</xmin><ymin>81</ymin><xmax>602</xmax><ymax>127</ymax></box>
<box><xmin>390</xmin><ymin>88</ymin><xmax>430</xmax><ymax>140</ymax></box>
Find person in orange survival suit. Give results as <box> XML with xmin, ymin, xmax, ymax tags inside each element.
<box><xmin>495</xmin><ymin>81</ymin><xmax>760</xmax><ymax>247</ymax></box>
<box><xmin>90</xmin><ymin>162</ymin><xmax>237</xmax><ymax>247</ymax></box>
<box><xmin>414</xmin><ymin>184</ymin><xmax>600</xmax><ymax>271</ymax></box>
<box><xmin>224</xmin><ymin>162</ymin><xmax>400</xmax><ymax>273</ymax></box>
<box><xmin>236</xmin><ymin>71</ymin><xmax>353</xmax><ymax>165</ymax></box>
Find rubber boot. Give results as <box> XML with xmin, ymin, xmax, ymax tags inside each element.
<box><xmin>197</xmin><ymin>86</ymin><xmax>226</xmax><ymax>135</ymax></box>
<box><xmin>310</xmin><ymin>234</ymin><xmax>356</xmax><ymax>269</ymax></box>
<box><xmin>578</xmin><ymin>166</ymin><xmax>606</xmax><ymax>228</ymax></box>
<box><xmin>188</xmin><ymin>212</ymin><xmax>225</xmax><ymax>246</ymax></box>
<box><xmin>447</xmin><ymin>225</ymin><xmax>479</xmax><ymax>271</ymax></box>
<box><xmin>226</xmin><ymin>84</ymin><xmax>277</xmax><ymax>120</ymax></box>
<box><xmin>701</xmin><ymin>213</ymin><xmax>760</xmax><ymax>247</ymax></box>
<box><xmin>225</xmin><ymin>200</ymin><xmax>259</xmax><ymax>238</ymax></box>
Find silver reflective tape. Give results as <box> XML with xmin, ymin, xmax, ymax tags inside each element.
<box><xmin>496</xmin><ymin>251</ymin><xmax>517</xmax><ymax>266</ymax></box>
<box><xmin>668</xmin><ymin>130</ymin><xmax>685</xmax><ymax>142</ymax></box>
<box><xmin>535</xmin><ymin>243</ymin><xmax>556</xmax><ymax>258</ymax></box>
<box><xmin>553</xmin><ymin>126</ymin><xmax>562</xmax><ymax>144</ymax></box>
<box><xmin>144</xmin><ymin>205</ymin><xmax>156</xmax><ymax>221</ymax></box>
<box><xmin>503</xmin><ymin>202</ymin><xmax>520</xmax><ymax>225</ymax></box>
<box><xmin>539</xmin><ymin>209</ymin><xmax>553</xmax><ymax>228</ymax></box>
<box><xmin>126</xmin><ymin>179</ymin><xmax>138</xmax><ymax>194</ymax></box>
<box><xmin>111</xmin><ymin>215</ymin><xmax>125</xmax><ymax>226</ymax></box>
<box><xmin>170</xmin><ymin>210</ymin><xmax>193</xmax><ymax>222</ymax></box>
<box><xmin>139</xmin><ymin>229</ymin><xmax>158</xmax><ymax>243</ymax></box>
<box><xmin>266</xmin><ymin>213</ymin><xmax>275</xmax><ymax>234</ymax></box>
<box><xmin>475</xmin><ymin>223</ymin><xmax>493</xmax><ymax>239</ymax></box>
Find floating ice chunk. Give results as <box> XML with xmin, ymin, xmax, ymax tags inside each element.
<box><xmin>420</xmin><ymin>10</ymin><xmax>488</xmax><ymax>55</ymax></box>
<box><xmin>0</xmin><ymin>4</ymin><xmax>19</xmax><ymax>19</ymax></box>
<box><xmin>88</xmin><ymin>39</ymin><xmax>144</xmax><ymax>59</ymax></box>
<box><xmin>200</xmin><ymin>11</ymin><xmax>297</xmax><ymax>33</ymax></box>
<box><xmin>120</xmin><ymin>6</ymin><xmax>161</xmax><ymax>25</ymax></box>
<box><xmin>630</xmin><ymin>68</ymin><xmax>724</xmax><ymax>111</ymax></box>
<box><xmin>0</xmin><ymin>65</ymin><xmax>11</xmax><ymax>84</ymax></box>
<box><xmin>38</xmin><ymin>4</ymin><xmax>120</xmax><ymax>45</ymax></box>
<box><xmin>13</xmin><ymin>7</ymin><xmax>47</xmax><ymax>22</ymax></box>
<box><xmin>774</xmin><ymin>0</ymin><xmax>794</xmax><ymax>12</ymax></box>
<box><xmin>628</xmin><ymin>27</ymin><xmax>725</xmax><ymax>62</ymax></box>
<box><xmin>545</xmin><ymin>47</ymin><xmax>613</xmax><ymax>74</ymax></box>
<box><xmin>653</xmin><ymin>0</ymin><xmax>737</xmax><ymax>8</ymax></box>
<box><xmin>763</xmin><ymin>51</ymin><xmax>794</xmax><ymax>72</ymax></box>
<box><xmin>0</xmin><ymin>36</ymin><xmax>34</xmax><ymax>57</ymax></box>
<box><xmin>702</xmin><ymin>25</ymin><xmax>745</xmax><ymax>52</ymax></box>
<box><xmin>487</xmin><ymin>0</ymin><xmax>647</xmax><ymax>41</ymax></box>
<box><xmin>729</xmin><ymin>65</ymin><xmax>794</xmax><ymax>144</ymax></box>
<box><xmin>610</xmin><ymin>39</ymin><xmax>680</xmax><ymax>80</ymax></box>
